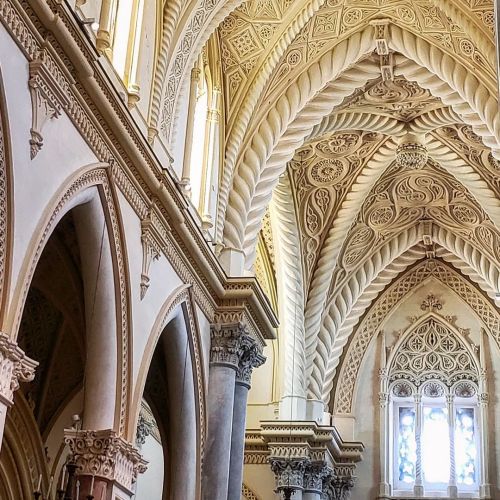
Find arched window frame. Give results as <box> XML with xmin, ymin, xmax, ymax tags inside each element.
<box><xmin>180</xmin><ymin>34</ymin><xmax>224</xmax><ymax>237</ymax></box>
<box><xmin>379</xmin><ymin>310</ymin><xmax>490</xmax><ymax>499</ymax></box>
<box><xmin>96</xmin><ymin>0</ymin><xmax>145</xmax><ymax>105</ymax></box>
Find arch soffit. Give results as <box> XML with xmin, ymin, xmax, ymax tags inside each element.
<box><xmin>6</xmin><ymin>164</ymin><xmax>131</xmax><ymax>436</ymax></box>
<box><xmin>220</xmin><ymin>22</ymin><xmax>499</xmax><ymax>264</ymax></box>
<box><xmin>308</xmin><ymin>223</ymin><xmax>500</xmax><ymax>400</ymax></box>
<box><xmin>333</xmin><ymin>258</ymin><xmax>500</xmax><ymax>415</ymax></box>
<box><xmin>321</xmin><ymin>244</ymin><xmax>496</xmax><ymax>403</ymax></box>
<box><xmin>0</xmin><ymin>66</ymin><xmax>12</xmax><ymax>324</ymax></box>
<box><xmin>295</xmin><ymin>154</ymin><xmax>500</xmax><ymax>373</ymax></box>
<box><xmin>128</xmin><ymin>284</ymin><xmax>206</xmax><ymax>457</ymax></box>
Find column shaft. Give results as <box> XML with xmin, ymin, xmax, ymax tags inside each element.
<box><xmin>227</xmin><ymin>381</ymin><xmax>249</xmax><ymax>500</ymax></box>
<box><xmin>203</xmin><ymin>364</ymin><xmax>236</xmax><ymax>500</ymax></box>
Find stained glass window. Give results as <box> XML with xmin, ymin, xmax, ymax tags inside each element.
<box><xmin>398</xmin><ymin>407</ymin><xmax>416</xmax><ymax>485</ymax></box>
<box><xmin>422</xmin><ymin>406</ymin><xmax>450</xmax><ymax>484</ymax></box>
<box><xmin>455</xmin><ymin>407</ymin><xmax>477</xmax><ymax>486</ymax></box>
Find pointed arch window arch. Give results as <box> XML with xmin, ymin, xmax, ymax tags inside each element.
<box><xmin>379</xmin><ymin>308</ymin><xmax>489</xmax><ymax>498</ymax></box>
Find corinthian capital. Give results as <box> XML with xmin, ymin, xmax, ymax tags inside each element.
<box><xmin>209</xmin><ymin>322</ymin><xmax>247</xmax><ymax>368</ymax></box>
<box><xmin>0</xmin><ymin>332</ymin><xmax>38</xmax><ymax>406</ymax></box>
<box><xmin>236</xmin><ymin>335</ymin><xmax>265</xmax><ymax>387</ymax></box>
<box><xmin>270</xmin><ymin>457</ymin><xmax>309</xmax><ymax>492</ymax></box>
<box><xmin>64</xmin><ymin>429</ymin><xmax>147</xmax><ymax>493</ymax></box>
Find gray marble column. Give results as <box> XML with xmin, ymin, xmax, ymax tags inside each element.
<box><xmin>227</xmin><ymin>336</ymin><xmax>265</xmax><ymax>500</ymax></box>
<box><xmin>270</xmin><ymin>458</ymin><xmax>309</xmax><ymax>500</ymax></box>
<box><xmin>202</xmin><ymin>322</ymin><xmax>247</xmax><ymax>500</ymax></box>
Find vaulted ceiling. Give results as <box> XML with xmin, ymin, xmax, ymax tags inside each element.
<box><xmin>170</xmin><ymin>0</ymin><xmax>499</xmax><ymax>407</ymax></box>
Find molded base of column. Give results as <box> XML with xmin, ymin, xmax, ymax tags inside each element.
<box><xmin>447</xmin><ymin>485</ymin><xmax>457</xmax><ymax>497</ymax></box>
<box><xmin>378</xmin><ymin>482</ymin><xmax>391</xmax><ymax>497</ymax></box>
<box><xmin>480</xmin><ymin>484</ymin><xmax>492</xmax><ymax>498</ymax></box>
<box><xmin>413</xmin><ymin>484</ymin><xmax>424</xmax><ymax>497</ymax></box>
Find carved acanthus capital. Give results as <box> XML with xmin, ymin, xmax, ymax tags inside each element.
<box><xmin>64</xmin><ymin>429</ymin><xmax>148</xmax><ymax>493</ymax></box>
<box><xmin>209</xmin><ymin>322</ymin><xmax>248</xmax><ymax>369</ymax></box>
<box><xmin>135</xmin><ymin>410</ymin><xmax>153</xmax><ymax>448</ymax></box>
<box><xmin>304</xmin><ymin>462</ymin><xmax>331</xmax><ymax>493</ymax></box>
<box><xmin>28</xmin><ymin>48</ymin><xmax>69</xmax><ymax>159</ymax></box>
<box><xmin>0</xmin><ymin>332</ymin><xmax>38</xmax><ymax>406</ymax></box>
<box><xmin>236</xmin><ymin>335</ymin><xmax>265</xmax><ymax>387</ymax></box>
<box><xmin>330</xmin><ymin>475</ymin><xmax>355</xmax><ymax>500</ymax></box>
<box><xmin>269</xmin><ymin>457</ymin><xmax>309</xmax><ymax>492</ymax></box>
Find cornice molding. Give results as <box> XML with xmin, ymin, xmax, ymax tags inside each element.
<box><xmin>0</xmin><ymin>0</ymin><xmax>277</xmax><ymax>339</ymax></box>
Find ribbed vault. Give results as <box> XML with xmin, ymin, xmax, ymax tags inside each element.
<box><xmin>159</xmin><ymin>0</ymin><xmax>500</xmax><ymax>412</ymax></box>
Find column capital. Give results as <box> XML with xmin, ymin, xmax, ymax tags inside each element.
<box><xmin>0</xmin><ymin>332</ymin><xmax>38</xmax><ymax>406</ymax></box>
<box><xmin>64</xmin><ymin>429</ymin><xmax>147</xmax><ymax>493</ymax></box>
<box><xmin>304</xmin><ymin>462</ymin><xmax>332</xmax><ymax>493</ymax></box>
<box><xmin>269</xmin><ymin>457</ymin><xmax>309</xmax><ymax>492</ymax></box>
<box><xmin>236</xmin><ymin>335</ymin><xmax>265</xmax><ymax>387</ymax></box>
<box><xmin>210</xmin><ymin>321</ymin><xmax>264</xmax><ymax>371</ymax></box>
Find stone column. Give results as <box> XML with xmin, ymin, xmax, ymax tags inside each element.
<box><xmin>64</xmin><ymin>429</ymin><xmax>147</xmax><ymax>500</ymax></box>
<box><xmin>202</xmin><ymin>322</ymin><xmax>247</xmax><ymax>500</ymax></box>
<box><xmin>270</xmin><ymin>458</ymin><xmax>309</xmax><ymax>500</ymax></box>
<box><xmin>303</xmin><ymin>463</ymin><xmax>330</xmax><ymax>500</ymax></box>
<box><xmin>0</xmin><ymin>332</ymin><xmax>37</xmax><ymax>451</ymax></box>
<box><xmin>227</xmin><ymin>336</ymin><xmax>265</xmax><ymax>500</ymax></box>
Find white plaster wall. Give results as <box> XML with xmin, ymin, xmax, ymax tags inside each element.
<box><xmin>243</xmin><ymin>464</ymin><xmax>279</xmax><ymax>500</ymax></box>
<box><xmin>0</xmin><ymin>23</ymin><xmax>98</xmax><ymax>328</ymax></box>
<box><xmin>134</xmin><ymin>433</ymin><xmax>164</xmax><ymax>500</ymax></box>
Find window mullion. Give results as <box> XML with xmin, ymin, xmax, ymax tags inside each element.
<box><xmin>446</xmin><ymin>394</ymin><xmax>457</xmax><ymax>496</ymax></box>
<box><xmin>414</xmin><ymin>394</ymin><xmax>424</xmax><ymax>496</ymax></box>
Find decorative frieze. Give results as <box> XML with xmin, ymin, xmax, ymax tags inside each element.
<box><xmin>0</xmin><ymin>332</ymin><xmax>37</xmax><ymax>406</ymax></box>
<box><xmin>28</xmin><ymin>48</ymin><xmax>70</xmax><ymax>159</ymax></box>
<box><xmin>64</xmin><ymin>429</ymin><xmax>147</xmax><ymax>493</ymax></box>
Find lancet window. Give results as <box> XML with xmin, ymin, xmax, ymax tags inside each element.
<box><xmin>379</xmin><ymin>309</ymin><xmax>489</xmax><ymax>498</ymax></box>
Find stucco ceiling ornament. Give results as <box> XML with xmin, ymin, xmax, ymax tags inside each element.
<box><xmin>311</xmin><ymin>211</ymin><xmax>500</xmax><ymax>402</ymax></box>
<box><xmin>289</xmin><ymin>130</ymin><xmax>387</xmax><ymax>285</ymax></box>
<box><xmin>221</xmin><ymin>22</ymin><xmax>498</xmax><ymax>272</ymax></box>
<box><xmin>333</xmin><ymin>257</ymin><xmax>500</xmax><ymax>415</ymax></box>
<box><xmin>395</xmin><ymin>133</ymin><xmax>428</xmax><ymax>169</ymax></box>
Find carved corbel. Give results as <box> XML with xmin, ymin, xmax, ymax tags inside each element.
<box><xmin>0</xmin><ymin>332</ymin><xmax>38</xmax><ymax>406</ymax></box>
<box><xmin>140</xmin><ymin>203</ymin><xmax>168</xmax><ymax>299</ymax></box>
<box><xmin>28</xmin><ymin>48</ymin><xmax>69</xmax><ymax>159</ymax></box>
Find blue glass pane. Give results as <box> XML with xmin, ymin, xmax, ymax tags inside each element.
<box><xmin>422</xmin><ymin>406</ymin><xmax>450</xmax><ymax>484</ymax></box>
<box><xmin>398</xmin><ymin>407</ymin><xmax>416</xmax><ymax>484</ymax></box>
<box><xmin>455</xmin><ymin>408</ymin><xmax>476</xmax><ymax>486</ymax></box>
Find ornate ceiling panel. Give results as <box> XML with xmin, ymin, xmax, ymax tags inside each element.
<box><xmin>175</xmin><ymin>0</ymin><xmax>500</xmax><ymax>408</ymax></box>
<box><xmin>289</xmin><ymin>130</ymin><xmax>388</xmax><ymax>287</ymax></box>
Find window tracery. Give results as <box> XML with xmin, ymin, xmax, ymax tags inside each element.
<box><xmin>379</xmin><ymin>299</ymin><xmax>488</xmax><ymax>498</ymax></box>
